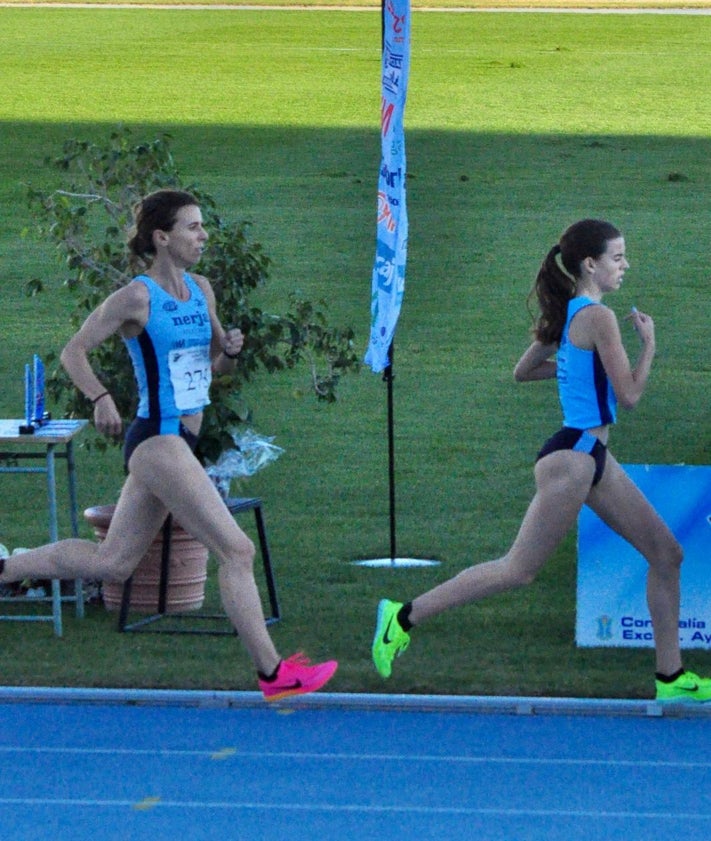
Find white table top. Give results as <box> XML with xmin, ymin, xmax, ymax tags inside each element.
<box><xmin>0</xmin><ymin>419</ymin><xmax>89</xmax><ymax>446</ymax></box>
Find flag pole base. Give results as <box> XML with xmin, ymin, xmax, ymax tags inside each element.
<box><xmin>351</xmin><ymin>557</ymin><xmax>440</xmax><ymax>568</ymax></box>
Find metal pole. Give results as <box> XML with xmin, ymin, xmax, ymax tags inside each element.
<box><xmin>385</xmin><ymin>342</ymin><xmax>396</xmax><ymax>562</ymax></box>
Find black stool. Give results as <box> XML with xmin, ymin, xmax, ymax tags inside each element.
<box><xmin>118</xmin><ymin>497</ymin><xmax>280</xmax><ymax>634</ymax></box>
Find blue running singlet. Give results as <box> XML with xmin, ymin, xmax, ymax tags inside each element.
<box><xmin>556</xmin><ymin>296</ymin><xmax>617</xmax><ymax>429</ymax></box>
<box><xmin>123</xmin><ymin>274</ymin><xmax>212</xmax><ymax>436</ymax></box>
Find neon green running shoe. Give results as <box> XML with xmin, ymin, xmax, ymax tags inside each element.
<box><xmin>372</xmin><ymin>599</ymin><xmax>410</xmax><ymax>678</ymax></box>
<box><xmin>655</xmin><ymin>671</ymin><xmax>711</xmax><ymax>703</ymax></box>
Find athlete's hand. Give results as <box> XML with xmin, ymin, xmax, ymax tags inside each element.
<box><xmin>627</xmin><ymin>307</ymin><xmax>655</xmax><ymax>347</ymax></box>
<box><xmin>222</xmin><ymin>328</ymin><xmax>244</xmax><ymax>359</ymax></box>
<box><xmin>93</xmin><ymin>393</ymin><xmax>123</xmax><ymax>439</ymax></box>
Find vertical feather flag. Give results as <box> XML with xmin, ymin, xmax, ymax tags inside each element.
<box><xmin>364</xmin><ymin>0</ymin><xmax>410</xmax><ymax>374</ymax></box>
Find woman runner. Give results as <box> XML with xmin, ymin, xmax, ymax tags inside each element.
<box><xmin>372</xmin><ymin>218</ymin><xmax>710</xmax><ymax>703</ymax></box>
<box><xmin>1</xmin><ymin>189</ymin><xmax>337</xmax><ymax>701</ymax></box>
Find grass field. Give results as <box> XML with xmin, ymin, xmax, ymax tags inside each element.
<box><xmin>0</xmin><ymin>5</ymin><xmax>709</xmax><ymax>698</ymax></box>
<box><xmin>3</xmin><ymin>0</ymin><xmax>711</xmax><ymax>9</ymax></box>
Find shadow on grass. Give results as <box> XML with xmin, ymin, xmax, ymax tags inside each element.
<box><xmin>1</xmin><ymin>121</ymin><xmax>710</xmax><ymax>694</ymax></box>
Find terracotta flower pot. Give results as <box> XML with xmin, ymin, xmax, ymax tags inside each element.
<box><xmin>84</xmin><ymin>504</ymin><xmax>208</xmax><ymax>613</ymax></box>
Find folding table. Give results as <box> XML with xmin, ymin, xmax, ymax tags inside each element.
<box><xmin>0</xmin><ymin>419</ymin><xmax>88</xmax><ymax>636</ymax></box>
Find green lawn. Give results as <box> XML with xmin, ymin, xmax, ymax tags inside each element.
<box><xmin>4</xmin><ymin>0</ymin><xmax>711</xmax><ymax>8</ymax></box>
<box><xmin>0</xmin><ymin>6</ymin><xmax>709</xmax><ymax>698</ymax></box>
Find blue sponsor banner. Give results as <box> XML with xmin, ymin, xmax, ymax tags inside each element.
<box><xmin>364</xmin><ymin>0</ymin><xmax>410</xmax><ymax>374</ymax></box>
<box><xmin>576</xmin><ymin>464</ymin><xmax>711</xmax><ymax>649</ymax></box>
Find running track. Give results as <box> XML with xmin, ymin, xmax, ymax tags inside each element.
<box><xmin>1</xmin><ymin>688</ymin><xmax>710</xmax><ymax>840</ymax></box>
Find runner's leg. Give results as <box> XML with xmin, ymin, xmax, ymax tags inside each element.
<box><xmin>409</xmin><ymin>451</ymin><xmax>595</xmax><ymax>624</ymax></box>
<box><xmin>0</xmin><ymin>474</ymin><xmax>167</xmax><ymax>583</ymax></box>
<box><xmin>126</xmin><ymin>435</ymin><xmax>280</xmax><ymax>675</ymax></box>
<box><xmin>586</xmin><ymin>453</ymin><xmax>683</xmax><ymax>676</ymax></box>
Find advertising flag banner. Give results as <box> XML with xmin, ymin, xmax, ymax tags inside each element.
<box><xmin>364</xmin><ymin>0</ymin><xmax>410</xmax><ymax>374</ymax></box>
<box><xmin>576</xmin><ymin>464</ymin><xmax>711</xmax><ymax>649</ymax></box>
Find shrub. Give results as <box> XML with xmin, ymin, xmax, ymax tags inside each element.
<box><xmin>25</xmin><ymin>127</ymin><xmax>359</xmax><ymax>463</ymax></box>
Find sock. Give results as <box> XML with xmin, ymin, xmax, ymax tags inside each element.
<box><xmin>655</xmin><ymin>667</ymin><xmax>685</xmax><ymax>683</ymax></box>
<box><xmin>397</xmin><ymin>602</ymin><xmax>414</xmax><ymax>632</ymax></box>
<box><xmin>258</xmin><ymin>661</ymin><xmax>282</xmax><ymax>682</ymax></box>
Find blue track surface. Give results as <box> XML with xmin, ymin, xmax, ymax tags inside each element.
<box><xmin>1</xmin><ymin>689</ymin><xmax>710</xmax><ymax>840</ymax></box>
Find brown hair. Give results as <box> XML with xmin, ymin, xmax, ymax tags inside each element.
<box><xmin>530</xmin><ymin>218</ymin><xmax>621</xmax><ymax>344</ymax></box>
<box><xmin>127</xmin><ymin>189</ymin><xmax>199</xmax><ymax>267</ymax></box>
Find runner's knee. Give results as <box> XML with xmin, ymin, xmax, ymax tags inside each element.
<box><xmin>93</xmin><ymin>545</ymin><xmax>142</xmax><ymax>583</ymax></box>
<box><xmin>500</xmin><ymin>557</ymin><xmax>538</xmax><ymax>589</ymax></box>
<box><xmin>218</xmin><ymin>535</ymin><xmax>256</xmax><ymax>573</ymax></box>
<box><xmin>646</xmin><ymin>533</ymin><xmax>683</xmax><ymax>574</ymax></box>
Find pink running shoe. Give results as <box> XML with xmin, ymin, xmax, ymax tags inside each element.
<box><xmin>259</xmin><ymin>653</ymin><xmax>338</xmax><ymax>702</ymax></box>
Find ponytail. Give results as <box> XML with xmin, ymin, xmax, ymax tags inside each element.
<box><xmin>529</xmin><ymin>244</ymin><xmax>576</xmax><ymax>345</ymax></box>
<box><xmin>527</xmin><ymin>219</ymin><xmax>621</xmax><ymax>345</ymax></box>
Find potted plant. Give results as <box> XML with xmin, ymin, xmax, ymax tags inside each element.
<box><xmin>25</xmin><ymin>127</ymin><xmax>360</xmax><ymax>611</ymax></box>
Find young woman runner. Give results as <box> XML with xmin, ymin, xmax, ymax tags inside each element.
<box><xmin>372</xmin><ymin>218</ymin><xmax>710</xmax><ymax>703</ymax></box>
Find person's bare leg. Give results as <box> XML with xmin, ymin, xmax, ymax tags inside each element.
<box><xmin>0</xmin><ymin>477</ymin><xmax>167</xmax><ymax>584</ymax></box>
<box><xmin>126</xmin><ymin>435</ymin><xmax>280</xmax><ymax>675</ymax></box>
<box><xmin>409</xmin><ymin>451</ymin><xmax>595</xmax><ymax>624</ymax></box>
<box><xmin>586</xmin><ymin>453</ymin><xmax>683</xmax><ymax>676</ymax></box>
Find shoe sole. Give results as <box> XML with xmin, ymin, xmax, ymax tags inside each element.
<box><xmin>656</xmin><ymin>694</ymin><xmax>711</xmax><ymax>703</ymax></box>
<box><xmin>262</xmin><ymin>662</ymin><xmax>338</xmax><ymax>702</ymax></box>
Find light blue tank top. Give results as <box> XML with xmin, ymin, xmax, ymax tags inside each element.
<box><xmin>557</xmin><ymin>296</ymin><xmax>617</xmax><ymax>429</ymax></box>
<box><xmin>124</xmin><ymin>274</ymin><xmax>212</xmax><ymax>435</ymax></box>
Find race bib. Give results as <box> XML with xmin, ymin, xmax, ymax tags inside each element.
<box><xmin>168</xmin><ymin>346</ymin><xmax>211</xmax><ymax>411</ymax></box>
